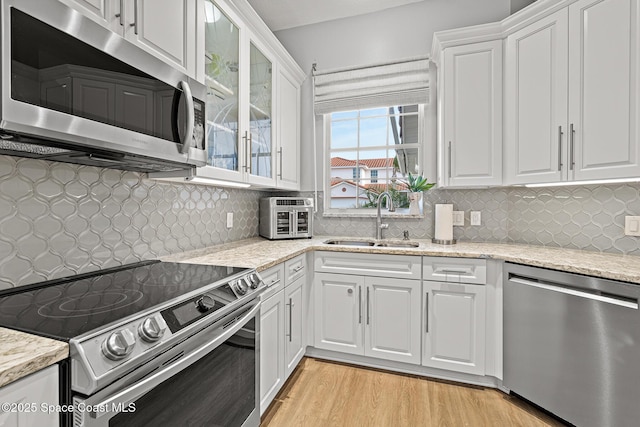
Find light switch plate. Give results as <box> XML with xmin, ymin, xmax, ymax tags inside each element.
<box><xmin>452</xmin><ymin>211</ymin><xmax>464</xmax><ymax>226</ymax></box>
<box><xmin>471</xmin><ymin>211</ymin><xmax>482</xmax><ymax>226</ymax></box>
<box><xmin>625</xmin><ymin>216</ymin><xmax>640</xmax><ymax>236</ymax></box>
<box><xmin>227</xmin><ymin>212</ymin><xmax>234</xmax><ymax>229</ymax></box>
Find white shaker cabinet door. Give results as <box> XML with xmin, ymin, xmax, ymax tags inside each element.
<box><xmin>364</xmin><ymin>277</ymin><xmax>421</xmax><ymax>365</ymax></box>
<box><xmin>284</xmin><ymin>276</ymin><xmax>305</xmax><ymax>377</ymax></box>
<box><xmin>313</xmin><ymin>273</ymin><xmax>364</xmax><ymax>356</ymax></box>
<box><xmin>124</xmin><ymin>0</ymin><xmax>196</xmax><ymax>75</ymax></box>
<box><xmin>259</xmin><ymin>290</ymin><xmax>285</xmax><ymax>415</ymax></box>
<box><xmin>442</xmin><ymin>40</ymin><xmax>503</xmax><ymax>187</ymax></box>
<box><xmin>276</xmin><ymin>67</ymin><xmax>301</xmax><ymax>190</ymax></box>
<box><xmin>504</xmin><ymin>8</ymin><xmax>569</xmax><ymax>185</ymax></box>
<box><xmin>423</xmin><ymin>282</ymin><xmax>486</xmax><ymax>376</ymax></box>
<box><xmin>0</xmin><ymin>366</ymin><xmax>59</xmax><ymax>427</ymax></box>
<box><xmin>568</xmin><ymin>0</ymin><xmax>640</xmax><ymax>181</ymax></box>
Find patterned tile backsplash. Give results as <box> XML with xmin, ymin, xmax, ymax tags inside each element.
<box><xmin>302</xmin><ymin>183</ymin><xmax>640</xmax><ymax>257</ymax></box>
<box><xmin>0</xmin><ymin>155</ymin><xmax>268</xmax><ymax>289</ymax></box>
<box><xmin>1</xmin><ymin>152</ymin><xmax>639</xmax><ymax>289</ymax></box>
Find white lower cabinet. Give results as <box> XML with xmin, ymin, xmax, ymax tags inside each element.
<box><xmin>314</xmin><ymin>272</ymin><xmax>422</xmax><ymax>365</ymax></box>
<box><xmin>0</xmin><ymin>365</ymin><xmax>59</xmax><ymax>427</ymax></box>
<box><xmin>284</xmin><ymin>276</ymin><xmax>305</xmax><ymax>376</ymax></box>
<box><xmin>259</xmin><ymin>254</ymin><xmax>307</xmax><ymax>415</ymax></box>
<box><xmin>259</xmin><ymin>286</ymin><xmax>285</xmax><ymax>415</ymax></box>
<box><xmin>422</xmin><ymin>281</ymin><xmax>486</xmax><ymax>375</ymax></box>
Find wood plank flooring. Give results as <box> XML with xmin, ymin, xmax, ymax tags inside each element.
<box><xmin>262</xmin><ymin>358</ymin><xmax>566</xmax><ymax>427</ymax></box>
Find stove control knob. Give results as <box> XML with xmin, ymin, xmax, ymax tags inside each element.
<box><xmin>102</xmin><ymin>329</ymin><xmax>136</xmax><ymax>361</ymax></box>
<box><xmin>138</xmin><ymin>315</ymin><xmax>167</xmax><ymax>343</ymax></box>
<box><xmin>234</xmin><ymin>279</ymin><xmax>248</xmax><ymax>296</ymax></box>
<box><xmin>196</xmin><ymin>295</ymin><xmax>215</xmax><ymax>312</ymax></box>
<box><xmin>247</xmin><ymin>273</ymin><xmax>262</xmax><ymax>290</ymax></box>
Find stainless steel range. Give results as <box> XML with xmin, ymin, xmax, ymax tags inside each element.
<box><xmin>0</xmin><ymin>260</ymin><xmax>264</xmax><ymax>427</ymax></box>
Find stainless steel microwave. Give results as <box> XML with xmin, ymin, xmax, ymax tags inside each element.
<box><xmin>0</xmin><ymin>0</ymin><xmax>206</xmax><ymax>172</ymax></box>
<box><xmin>260</xmin><ymin>197</ymin><xmax>313</xmax><ymax>240</ymax></box>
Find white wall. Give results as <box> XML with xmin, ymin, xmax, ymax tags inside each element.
<box><xmin>274</xmin><ymin>0</ymin><xmax>511</xmax><ymax>191</ymax></box>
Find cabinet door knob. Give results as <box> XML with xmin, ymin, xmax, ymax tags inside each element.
<box><xmin>347</xmin><ymin>288</ymin><xmax>353</xmax><ymax>294</ymax></box>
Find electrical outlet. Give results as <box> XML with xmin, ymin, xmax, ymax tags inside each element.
<box><xmin>625</xmin><ymin>216</ymin><xmax>640</xmax><ymax>236</ymax></box>
<box><xmin>226</xmin><ymin>212</ymin><xmax>233</xmax><ymax>229</ymax></box>
<box><xmin>471</xmin><ymin>211</ymin><xmax>481</xmax><ymax>226</ymax></box>
<box><xmin>452</xmin><ymin>211</ymin><xmax>464</xmax><ymax>226</ymax></box>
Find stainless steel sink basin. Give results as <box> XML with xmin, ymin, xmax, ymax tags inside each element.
<box><xmin>323</xmin><ymin>239</ymin><xmax>419</xmax><ymax>248</ymax></box>
<box><xmin>376</xmin><ymin>241</ymin><xmax>420</xmax><ymax>248</ymax></box>
<box><xmin>323</xmin><ymin>239</ymin><xmax>376</xmax><ymax>247</ymax></box>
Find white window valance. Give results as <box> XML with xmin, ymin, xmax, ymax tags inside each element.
<box><xmin>313</xmin><ymin>56</ymin><xmax>429</xmax><ymax>115</ymax></box>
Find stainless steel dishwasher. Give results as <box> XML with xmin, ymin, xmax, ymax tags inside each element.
<box><xmin>504</xmin><ymin>262</ymin><xmax>640</xmax><ymax>427</ymax></box>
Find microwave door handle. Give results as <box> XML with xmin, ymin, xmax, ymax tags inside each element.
<box><xmin>290</xmin><ymin>211</ymin><xmax>295</xmax><ymax>236</ymax></box>
<box><xmin>177</xmin><ymin>81</ymin><xmax>195</xmax><ymax>154</ymax></box>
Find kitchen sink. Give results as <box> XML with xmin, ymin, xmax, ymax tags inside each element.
<box><xmin>323</xmin><ymin>239</ymin><xmax>376</xmax><ymax>247</ymax></box>
<box><xmin>376</xmin><ymin>241</ymin><xmax>420</xmax><ymax>248</ymax></box>
<box><xmin>323</xmin><ymin>239</ymin><xmax>419</xmax><ymax>248</ymax></box>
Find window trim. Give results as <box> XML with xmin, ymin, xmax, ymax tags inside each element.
<box><xmin>323</xmin><ymin>104</ymin><xmax>428</xmax><ymax>218</ymax></box>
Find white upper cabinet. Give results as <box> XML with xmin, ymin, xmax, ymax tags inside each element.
<box><xmin>276</xmin><ymin>67</ymin><xmax>301</xmax><ymax>190</ymax></box>
<box><xmin>439</xmin><ymin>40</ymin><xmax>503</xmax><ymax>187</ymax></box>
<box><xmin>437</xmin><ymin>0</ymin><xmax>640</xmax><ymax>187</ymax></box>
<box><xmin>61</xmin><ymin>0</ymin><xmax>196</xmax><ymax>76</ymax></box>
<box><xmin>505</xmin><ymin>0</ymin><xmax>640</xmax><ymax>184</ymax></box>
<box><xmin>174</xmin><ymin>0</ymin><xmax>303</xmax><ymax>189</ymax></box>
<box><xmin>568</xmin><ymin>0</ymin><xmax>640</xmax><ymax>181</ymax></box>
<box><xmin>504</xmin><ymin>9</ymin><xmax>569</xmax><ymax>185</ymax></box>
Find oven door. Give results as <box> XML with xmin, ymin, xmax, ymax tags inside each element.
<box><xmin>74</xmin><ymin>302</ymin><xmax>260</xmax><ymax>427</ymax></box>
<box><xmin>1</xmin><ymin>0</ymin><xmax>206</xmax><ymax>171</ymax></box>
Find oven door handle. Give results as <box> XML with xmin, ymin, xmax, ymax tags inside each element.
<box><xmin>90</xmin><ymin>302</ymin><xmax>260</xmax><ymax>419</ymax></box>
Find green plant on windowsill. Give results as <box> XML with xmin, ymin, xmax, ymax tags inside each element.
<box><xmin>406</xmin><ymin>173</ymin><xmax>435</xmax><ymax>192</ymax></box>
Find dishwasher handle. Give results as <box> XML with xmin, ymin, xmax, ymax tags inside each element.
<box><xmin>509</xmin><ymin>276</ymin><xmax>638</xmax><ymax>309</ymax></box>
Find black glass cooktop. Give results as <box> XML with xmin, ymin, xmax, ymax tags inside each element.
<box><xmin>0</xmin><ymin>261</ymin><xmax>249</xmax><ymax>341</ymax></box>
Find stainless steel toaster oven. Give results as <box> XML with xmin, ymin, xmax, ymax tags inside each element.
<box><xmin>259</xmin><ymin>197</ymin><xmax>313</xmax><ymax>240</ymax></box>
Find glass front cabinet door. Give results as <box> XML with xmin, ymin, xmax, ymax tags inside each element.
<box><xmin>247</xmin><ymin>42</ymin><xmax>273</xmax><ymax>184</ymax></box>
<box><xmin>202</xmin><ymin>0</ymin><xmax>275</xmax><ymax>186</ymax></box>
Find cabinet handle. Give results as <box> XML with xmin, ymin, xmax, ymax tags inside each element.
<box><xmin>366</xmin><ymin>287</ymin><xmax>370</xmax><ymax>325</ymax></box>
<box><xmin>130</xmin><ymin>0</ymin><xmax>138</xmax><ymax>35</ymax></box>
<box><xmin>277</xmin><ymin>148</ymin><xmax>283</xmax><ymax>179</ymax></box>
<box><xmin>287</xmin><ymin>297</ymin><xmax>293</xmax><ymax>342</ymax></box>
<box><xmin>246</xmin><ymin>132</ymin><xmax>253</xmax><ymax>174</ymax></box>
<box><xmin>293</xmin><ymin>265</ymin><xmax>303</xmax><ymax>272</ymax></box>
<box><xmin>115</xmin><ymin>0</ymin><xmax>124</xmax><ymax>25</ymax></box>
<box><xmin>569</xmin><ymin>123</ymin><xmax>575</xmax><ymax>171</ymax></box>
<box><xmin>358</xmin><ymin>287</ymin><xmax>362</xmax><ymax>324</ymax></box>
<box><xmin>425</xmin><ymin>293</ymin><xmax>429</xmax><ymax>333</ymax></box>
<box><xmin>448</xmin><ymin>141</ymin><xmax>452</xmax><ymax>179</ymax></box>
<box><xmin>242</xmin><ymin>132</ymin><xmax>249</xmax><ymax>172</ymax></box>
<box><xmin>558</xmin><ymin>126</ymin><xmax>563</xmax><ymax>171</ymax></box>
<box><xmin>268</xmin><ymin>279</ymin><xmax>280</xmax><ymax>287</ymax></box>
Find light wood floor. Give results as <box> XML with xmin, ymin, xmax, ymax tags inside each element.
<box><xmin>261</xmin><ymin>357</ymin><xmax>566</xmax><ymax>427</ymax></box>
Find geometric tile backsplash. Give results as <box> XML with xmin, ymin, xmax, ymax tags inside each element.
<box><xmin>302</xmin><ymin>182</ymin><xmax>640</xmax><ymax>257</ymax></box>
<box><xmin>0</xmin><ymin>155</ymin><xmax>268</xmax><ymax>290</ymax></box>
<box><xmin>1</xmin><ymin>152</ymin><xmax>639</xmax><ymax>289</ymax></box>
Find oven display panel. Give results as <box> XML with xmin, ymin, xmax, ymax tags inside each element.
<box><xmin>162</xmin><ymin>294</ymin><xmax>225</xmax><ymax>333</ymax></box>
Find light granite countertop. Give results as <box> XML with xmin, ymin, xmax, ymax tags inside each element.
<box><xmin>4</xmin><ymin>235</ymin><xmax>639</xmax><ymax>390</ymax></box>
<box><xmin>0</xmin><ymin>328</ymin><xmax>68</xmax><ymax>388</ymax></box>
<box><xmin>162</xmin><ymin>236</ymin><xmax>640</xmax><ymax>285</ymax></box>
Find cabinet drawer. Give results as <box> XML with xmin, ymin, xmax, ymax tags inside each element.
<box><xmin>315</xmin><ymin>252</ymin><xmax>421</xmax><ymax>280</ymax></box>
<box><xmin>423</xmin><ymin>257</ymin><xmax>486</xmax><ymax>284</ymax></box>
<box><xmin>284</xmin><ymin>255</ymin><xmax>306</xmax><ymax>285</ymax></box>
<box><xmin>260</xmin><ymin>263</ymin><xmax>285</xmax><ymax>300</ymax></box>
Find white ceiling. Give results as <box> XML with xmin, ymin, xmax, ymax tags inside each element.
<box><xmin>246</xmin><ymin>0</ymin><xmax>427</xmax><ymax>32</ymax></box>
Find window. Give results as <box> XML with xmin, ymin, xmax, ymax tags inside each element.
<box><xmin>326</xmin><ymin>104</ymin><xmax>424</xmax><ymax>214</ymax></box>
